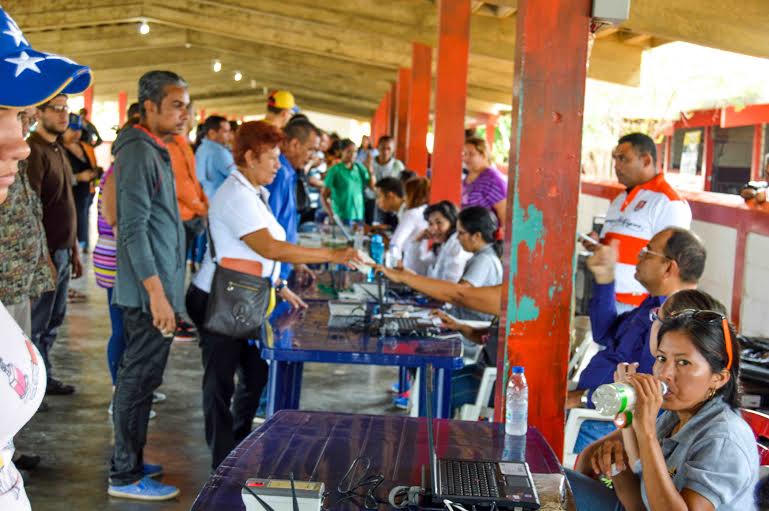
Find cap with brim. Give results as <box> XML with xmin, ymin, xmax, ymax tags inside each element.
<box><xmin>0</xmin><ymin>7</ymin><xmax>93</xmax><ymax>108</ymax></box>
<box><xmin>268</xmin><ymin>90</ymin><xmax>298</xmax><ymax>112</ymax></box>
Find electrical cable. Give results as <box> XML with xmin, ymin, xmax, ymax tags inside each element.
<box><xmin>321</xmin><ymin>456</ymin><xmax>385</xmax><ymax>510</ymax></box>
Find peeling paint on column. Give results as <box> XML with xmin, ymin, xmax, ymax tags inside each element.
<box><xmin>506</xmin><ymin>192</ymin><xmax>545</xmax><ymax>327</ymax></box>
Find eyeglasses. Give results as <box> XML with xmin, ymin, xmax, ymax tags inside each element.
<box><xmin>639</xmin><ymin>245</ymin><xmax>670</xmax><ymax>260</ymax></box>
<box><xmin>43</xmin><ymin>104</ymin><xmax>69</xmax><ymax>113</ymax></box>
<box><xmin>665</xmin><ymin>309</ymin><xmax>733</xmax><ymax>370</ymax></box>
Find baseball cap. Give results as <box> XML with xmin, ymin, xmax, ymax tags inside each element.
<box><xmin>267</xmin><ymin>90</ymin><xmax>299</xmax><ymax>113</ymax></box>
<box><xmin>0</xmin><ymin>7</ymin><xmax>93</xmax><ymax>108</ymax></box>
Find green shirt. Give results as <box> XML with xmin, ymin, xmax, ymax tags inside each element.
<box><xmin>324</xmin><ymin>162</ymin><xmax>369</xmax><ymax>222</ymax></box>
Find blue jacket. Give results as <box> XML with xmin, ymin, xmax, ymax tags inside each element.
<box><xmin>265</xmin><ymin>153</ymin><xmax>297</xmax><ymax>280</ymax></box>
<box><xmin>195</xmin><ymin>138</ymin><xmax>234</xmax><ymax>199</ymax></box>
<box><xmin>577</xmin><ymin>282</ymin><xmax>665</xmax><ymax>407</ymax></box>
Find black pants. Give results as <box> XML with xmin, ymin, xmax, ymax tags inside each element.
<box><xmin>110</xmin><ymin>307</ymin><xmax>173</xmax><ymax>485</ymax></box>
<box><xmin>186</xmin><ymin>285</ymin><xmax>269</xmax><ymax>469</ymax></box>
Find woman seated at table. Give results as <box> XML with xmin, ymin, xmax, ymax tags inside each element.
<box><xmin>374</xmin><ymin>176</ymin><xmax>430</xmax><ymax>273</ymax></box>
<box><xmin>566</xmin><ymin>306</ymin><xmax>758</xmax><ymax>511</ymax></box>
<box><xmin>186</xmin><ymin>121</ymin><xmax>360</xmax><ymax>470</ymax></box>
<box><xmin>405</xmin><ymin>200</ymin><xmax>471</xmax><ymax>283</ymax></box>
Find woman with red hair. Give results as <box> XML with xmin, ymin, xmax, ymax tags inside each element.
<box><xmin>186</xmin><ymin>121</ymin><xmax>360</xmax><ymax>470</ymax></box>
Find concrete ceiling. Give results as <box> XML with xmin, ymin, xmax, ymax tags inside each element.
<box><xmin>4</xmin><ymin>0</ymin><xmax>768</xmax><ymax>120</ymax></box>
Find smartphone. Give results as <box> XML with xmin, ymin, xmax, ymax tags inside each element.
<box><xmin>577</xmin><ymin>232</ymin><xmax>599</xmax><ymax>246</ymax></box>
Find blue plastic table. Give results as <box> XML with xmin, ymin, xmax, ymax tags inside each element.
<box><xmin>262</xmin><ymin>300</ymin><xmax>464</xmax><ymax>419</ymax></box>
<box><xmin>191</xmin><ymin>410</ymin><xmax>572</xmax><ymax>510</ymax></box>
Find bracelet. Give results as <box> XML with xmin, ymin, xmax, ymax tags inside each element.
<box><xmin>275</xmin><ymin>280</ymin><xmax>288</xmax><ymax>293</ymax></box>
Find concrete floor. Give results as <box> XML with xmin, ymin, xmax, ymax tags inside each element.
<box><xmin>15</xmin><ymin>257</ymin><xmax>400</xmax><ymax>510</ymax></box>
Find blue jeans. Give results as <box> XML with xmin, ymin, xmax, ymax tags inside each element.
<box><xmin>564</xmin><ymin>468</ymin><xmax>624</xmax><ymax>510</ymax></box>
<box><xmin>106</xmin><ymin>288</ymin><xmax>126</xmax><ymax>385</ymax></box>
<box><xmin>31</xmin><ymin>247</ymin><xmax>71</xmax><ymax>377</ymax></box>
<box><xmin>574</xmin><ymin>419</ymin><xmax>617</xmax><ymax>454</ymax></box>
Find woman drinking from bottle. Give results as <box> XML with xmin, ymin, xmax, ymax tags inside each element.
<box><xmin>567</xmin><ymin>299</ymin><xmax>758</xmax><ymax>511</ymax></box>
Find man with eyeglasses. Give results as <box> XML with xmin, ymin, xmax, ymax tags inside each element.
<box><xmin>566</xmin><ymin>226</ymin><xmax>706</xmax><ymax>452</ymax></box>
<box><xmin>25</xmin><ymin>93</ymin><xmax>82</xmax><ymax>396</ymax></box>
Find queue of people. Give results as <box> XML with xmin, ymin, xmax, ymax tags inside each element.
<box><xmin>0</xmin><ymin>5</ymin><xmax>763</xmax><ymax>510</ymax></box>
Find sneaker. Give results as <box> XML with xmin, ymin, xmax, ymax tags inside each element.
<box><xmin>13</xmin><ymin>453</ymin><xmax>41</xmax><ymax>471</ymax></box>
<box><xmin>389</xmin><ymin>380</ymin><xmax>410</xmax><ymax>394</ymax></box>
<box><xmin>173</xmin><ymin>320</ymin><xmax>197</xmax><ymax>342</ymax></box>
<box><xmin>393</xmin><ymin>392</ymin><xmax>410</xmax><ymax>410</ymax></box>
<box><xmin>152</xmin><ymin>391</ymin><xmax>167</xmax><ymax>404</ymax></box>
<box><xmin>108</xmin><ymin>476</ymin><xmax>180</xmax><ymax>501</ymax></box>
<box><xmin>46</xmin><ymin>378</ymin><xmax>75</xmax><ymax>396</ymax></box>
<box><xmin>143</xmin><ymin>463</ymin><xmax>163</xmax><ymax>478</ymax></box>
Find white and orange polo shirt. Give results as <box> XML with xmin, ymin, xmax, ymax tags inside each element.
<box><xmin>599</xmin><ymin>173</ymin><xmax>692</xmax><ymax>306</ymax></box>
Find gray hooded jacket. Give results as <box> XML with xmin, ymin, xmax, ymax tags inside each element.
<box><xmin>112</xmin><ymin>125</ymin><xmax>185</xmax><ymax>313</ymax></box>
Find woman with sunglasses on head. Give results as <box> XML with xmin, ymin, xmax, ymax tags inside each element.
<box><xmin>568</xmin><ymin>300</ymin><xmax>759</xmax><ymax>511</ymax></box>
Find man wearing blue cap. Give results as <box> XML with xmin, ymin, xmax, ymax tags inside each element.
<box><xmin>0</xmin><ymin>6</ymin><xmax>92</xmax><ymax>510</ymax></box>
<box><xmin>108</xmin><ymin>70</ymin><xmax>189</xmax><ymax>501</ymax></box>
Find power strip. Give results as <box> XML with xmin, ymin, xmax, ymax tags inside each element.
<box><xmin>241</xmin><ymin>478</ymin><xmax>324</xmax><ymax>511</ymax></box>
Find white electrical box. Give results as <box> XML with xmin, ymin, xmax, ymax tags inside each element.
<box><xmin>241</xmin><ymin>478</ymin><xmax>324</xmax><ymax>511</ymax></box>
<box><xmin>592</xmin><ymin>0</ymin><xmax>631</xmax><ymax>24</ymax></box>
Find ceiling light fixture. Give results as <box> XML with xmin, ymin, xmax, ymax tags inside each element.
<box><xmin>212</xmin><ymin>60</ymin><xmax>222</xmax><ymax>73</ymax></box>
<box><xmin>138</xmin><ymin>20</ymin><xmax>150</xmax><ymax>35</ymax></box>
<box><xmin>233</xmin><ymin>71</ymin><xmax>242</xmax><ymax>82</ymax></box>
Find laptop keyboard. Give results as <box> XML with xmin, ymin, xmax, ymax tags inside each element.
<box><xmin>440</xmin><ymin>460</ymin><xmax>500</xmax><ymax>498</ymax></box>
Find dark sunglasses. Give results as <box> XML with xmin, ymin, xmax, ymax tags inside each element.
<box><xmin>664</xmin><ymin>309</ymin><xmax>733</xmax><ymax>370</ymax></box>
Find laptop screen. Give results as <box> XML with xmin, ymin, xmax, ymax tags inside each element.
<box><xmin>424</xmin><ymin>363</ymin><xmax>439</xmax><ymax>494</ymax></box>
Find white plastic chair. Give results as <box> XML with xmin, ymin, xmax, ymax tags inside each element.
<box><xmin>457</xmin><ymin>367</ymin><xmax>497</xmax><ymax>421</ymax></box>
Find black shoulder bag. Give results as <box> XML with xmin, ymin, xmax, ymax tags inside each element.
<box><xmin>203</xmin><ymin>228</ymin><xmax>278</xmax><ymax>340</ymax></box>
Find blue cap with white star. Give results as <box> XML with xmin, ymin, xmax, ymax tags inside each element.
<box><xmin>0</xmin><ymin>7</ymin><xmax>92</xmax><ymax>108</ymax></box>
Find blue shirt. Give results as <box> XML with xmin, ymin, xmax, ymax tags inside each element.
<box><xmin>265</xmin><ymin>153</ymin><xmax>297</xmax><ymax>280</ymax></box>
<box><xmin>195</xmin><ymin>138</ymin><xmax>234</xmax><ymax>199</ymax></box>
<box><xmin>642</xmin><ymin>397</ymin><xmax>758</xmax><ymax>510</ymax></box>
<box><xmin>577</xmin><ymin>282</ymin><xmax>665</xmax><ymax>407</ymax></box>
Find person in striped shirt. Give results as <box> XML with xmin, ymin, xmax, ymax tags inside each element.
<box><xmin>586</xmin><ymin>133</ymin><xmax>692</xmax><ymax>313</ymax></box>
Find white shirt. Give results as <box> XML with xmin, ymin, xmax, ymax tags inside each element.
<box><xmin>194</xmin><ymin>170</ymin><xmax>287</xmax><ymax>293</ymax></box>
<box><xmin>0</xmin><ymin>302</ymin><xmax>45</xmax><ymax>510</ymax></box>
<box><xmin>599</xmin><ymin>173</ymin><xmax>691</xmax><ymax>306</ymax></box>
<box><xmin>411</xmin><ymin>232</ymin><xmax>472</xmax><ymax>283</ymax></box>
<box><xmin>390</xmin><ymin>205</ymin><xmax>428</xmax><ymax>274</ymax></box>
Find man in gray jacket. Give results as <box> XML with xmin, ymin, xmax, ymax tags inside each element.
<box><xmin>107</xmin><ymin>70</ymin><xmax>189</xmax><ymax>501</ymax></box>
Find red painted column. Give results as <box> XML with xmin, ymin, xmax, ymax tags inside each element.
<box><xmin>430</xmin><ymin>0</ymin><xmax>471</xmax><ymax>203</ymax></box>
<box><xmin>83</xmin><ymin>86</ymin><xmax>94</xmax><ymax>119</ymax></box>
<box><xmin>389</xmin><ymin>84</ymin><xmax>397</xmax><ymax>138</ymax></box>
<box><xmin>406</xmin><ymin>43</ymin><xmax>432</xmax><ymax>175</ymax></box>
<box><xmin>496</xmin><ymin>0</ymin><xmax>591</xmax><ymax>460</ymax></box>
<box><xmin>199</xmin><ymin>108</ymin><xmax>206</xmax><ymax>124</ymax></box>
<box><xmin>751</xmin><ymin>124</ymin><xmax>763</xmax><ymax>181</ymax></box>
<box><xmin>703</xmin><ymin>125</ymin><xmax>714</xmax><ymax>191</ymax></box>
<box><xmin>394</xmin><ymin>67</ymin><xmax>412</xmax><ymax>162</ymax></box>
<box><xmin>118</xmin><ymin>90</ymin><xmax>128</xmax><ymax>126</ymax></box>
<box><xmin>485</xmin><ymin>114</ymin><xmax>498</xmax><ymax>155</ymax></box>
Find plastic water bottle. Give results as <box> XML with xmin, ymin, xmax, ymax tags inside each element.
<box><xmin>369</xmin><ymin>234</ymin><xmax>384</xmax><ymax>282</ymax></box>
<box><xmin>505</xmin><ymin>366</ymin><xmax>528</xmax><ymax>436</ymax></box>
<box><xmin>592</xmin><ymin>381</ymin><xmax>668</xmax><ymax>416</ymax></box>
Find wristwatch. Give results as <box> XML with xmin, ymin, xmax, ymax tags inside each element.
<box><xmin>580</xmin><ymin>390</ymin><xmax>590</xmax><ymax>407</ymax></box>
<box><xmin>275</xmin><ymin>279</ymin><xmax>288</xmax><ymax>293</ymax></box>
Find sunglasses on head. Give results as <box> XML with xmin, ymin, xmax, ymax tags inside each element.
<box><xmin>663</xmin><ymin>309</ymin><xmax>733</xmax><ymax>370</ymax></box>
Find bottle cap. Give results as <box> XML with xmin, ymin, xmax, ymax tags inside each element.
<box><xmin>511</xmin><ymin>366</ymin><xmax>524</xmax><ymax>374</ymax></box>
<box><xmin>371</xmin><ymin>234</ymin><xmax>383</xmax><ymax>242</ymax></box>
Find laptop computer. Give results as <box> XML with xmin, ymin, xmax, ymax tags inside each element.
<box><xmin>423</xmin><ymin>364</ymin><xmax>540</xmax><ymax>510</ymax></box>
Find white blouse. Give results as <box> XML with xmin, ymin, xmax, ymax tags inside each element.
<box><xmin>390</xmin><ymin>205</ymin><xmax>428</xmax><ymax>274</ymax></box>
<box><xmin>0</xmin><ymin>301</ymin><xmax>45</xmax><ymax>510</ymax></box>
<box><xmin>194</xmin><ymin>170</ymin><xmax>287</xmax><ymax>292</ymax></box>
<box><xmin>412</xmin><ymin>232</ymin><xmax>472</xmax><ymax>283</ymax></box>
